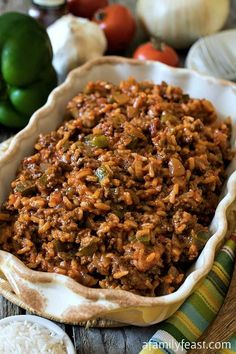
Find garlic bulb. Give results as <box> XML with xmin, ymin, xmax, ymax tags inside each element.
<box><xmin>136</xmin><ymin>0</ymin><xmax>230</xmax><ymax>49</ymax></box>
<box><xmin>47</xmin><ymin>15</ymin><xmax>107</xmax><ymax>81</ymax></box>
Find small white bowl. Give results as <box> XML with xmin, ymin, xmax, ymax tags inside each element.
<box><xmin>0</xmin><ymin>315</ymin><xmax>76</xmax><ymax>354</ymax></box>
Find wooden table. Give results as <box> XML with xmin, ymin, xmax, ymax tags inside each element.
<box><xmin>0</xmin><ymin>1</ymin><xmax>236</xmax><ymax>353</ymax></box>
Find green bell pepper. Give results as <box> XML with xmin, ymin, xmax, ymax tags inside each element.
<box><xmin>0</xmin><ymin>12</ymin><xmax>57</xmax><ymax>128</ymax></box>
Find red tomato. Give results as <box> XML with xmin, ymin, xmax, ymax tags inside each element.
<box><xmin>68</xmin><ymin>0</ymin><xmax>108</xmax><ymax>19</ymax></box>
<box><xmin>93</xmin><ymin>4</ymin><xmax>136</xmax><ymax>52</ymax></box>
<box><xmin>133</xmin><ymin>39</ymin><xmax>179</xmax><ymax>67</ymax></box>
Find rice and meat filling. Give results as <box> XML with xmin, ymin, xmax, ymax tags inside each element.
<box><xmin>0</xmin><ymin>79</ymin><xmax>233</xmax><ymax>296</ymax></box>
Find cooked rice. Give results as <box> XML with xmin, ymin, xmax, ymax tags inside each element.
<box><xmin>0</xmin><ymin>321</ymin><xmax>66</xmax><ymax>354</ymax></box>
<box><xmin>0</xmin><ymin>78</ymin><xmax>233</xmax><ymax>296</ymax></box>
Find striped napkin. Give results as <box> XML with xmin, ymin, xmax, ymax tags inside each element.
<box><xmin>217</xmin><ymin>333</ymin><xmax>236</xmax><ymax>354</ymax></box>
<box><xmin>140</xmin><ymin>235</ymin><xmax>236</xmax><ymax>354</ymax></box>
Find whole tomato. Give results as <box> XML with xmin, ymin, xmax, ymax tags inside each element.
<box><xmin>133</xmin><ymin>38</ymin><xmax>179</xmax><ymax>67</ymax></box>
<box><xmin>93</xmin><ymin>4</ymin><xmax>136</xmax><ymax>52</ymax></box>
<box><xmin>68</xmin><ymin>0</ymin><xmax>108</xmax><ymax>19</ymax></box>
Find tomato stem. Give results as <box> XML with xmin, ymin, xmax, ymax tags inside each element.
<box><xmin>151</xmin><ymin>37</ymin><xmax>165</xmax><ymax>52</ymax></box>
<box><xmin>94</xmin><ymin>10</ymin><xmax>106</xmax><ymax>21</ymax></box>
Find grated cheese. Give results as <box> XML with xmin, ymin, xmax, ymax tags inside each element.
<box><xmin>0</xmin><ymin>321</ymin><xmax>67</xmax><ymax>354</ymax></box>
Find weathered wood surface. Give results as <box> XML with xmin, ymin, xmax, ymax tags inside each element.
<box><xmin>0</xmin><ymin>0</ymin><xmax>236</xmax><ymax>353</ymax></box>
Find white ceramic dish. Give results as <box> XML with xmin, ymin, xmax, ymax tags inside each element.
<box><xmin>0</xmin><ymin>315</ymin><xmax>76</xmax><ymax>353</ymax></box>
<box><xmin>0</xmin><ymin>57</ymin><xmax>236</xmax><ymax>326</ymax></box>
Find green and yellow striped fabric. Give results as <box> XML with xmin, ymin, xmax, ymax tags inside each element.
<box><xmin>140</xmin><ymin>236</ymin><xmax>236</xmax><ymax>354</ymax></box>
<box><xmin>217</xmin><ymin>333</ymin><xmax>236</xmax><ymax>354</ymax></box>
